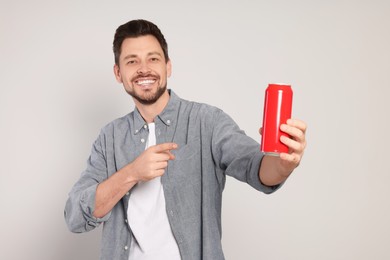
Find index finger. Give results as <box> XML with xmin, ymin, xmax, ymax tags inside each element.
<box><xmin>153</xmin><ymin>143</ymin><xmax>178</xmax><ymax>153</ymax></box>
<box><xmin>286</xmin><ymin>119</ymin><xmax>307</xmax><ymax>133</ymax></box>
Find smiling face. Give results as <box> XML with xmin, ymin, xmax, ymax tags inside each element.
<box><xmin>114</xmin><ymin>35</ymin><xmax>172</xmax><ymax>105</ymax></box>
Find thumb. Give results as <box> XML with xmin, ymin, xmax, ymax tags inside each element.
<box><xmin>259</xmin><ymin>127</ymin><xmax>263</xmax><ymax>136</ymax></box>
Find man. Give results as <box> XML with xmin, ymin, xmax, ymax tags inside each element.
<box><xmin>64</xmin><ymin>19</ymin><xmax>307</xmax><ymax>260</ymax></box>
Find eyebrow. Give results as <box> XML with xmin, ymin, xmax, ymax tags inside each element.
<box><xmin>122</xmin><ymin>52</ymin><xmax>163</xmax><ymax>61</ymax></box>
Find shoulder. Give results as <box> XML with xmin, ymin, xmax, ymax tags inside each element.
<box><xmin>98</xmin><ymin>112</ymin><xmax>133</xmax><ymax>137</ymax></box>
<box><xmin>180</xmin><ymin>95</ymin><xmax>240</xmax><ymax>129</ymax></box>
<box><xmin>179</xmin><ymin>96</ymin><xmax>224</xmax><ymax>119</ymax></box>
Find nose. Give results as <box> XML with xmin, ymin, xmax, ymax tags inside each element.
<box><xmin>137</xmin><ymin>62</ymin><xmax>151</xmax><ymax>75</ymax></box>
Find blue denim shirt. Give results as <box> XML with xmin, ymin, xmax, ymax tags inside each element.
<box><xmin>64</xmin><ymin>90</ymin><xmax>281</xmax><ymax>260</ymax></box>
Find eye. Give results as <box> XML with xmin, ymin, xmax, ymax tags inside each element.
<box><xmin>150</xmin><ymin>57</ymin><xmax>160</xmax><ymax>62</ymax></box>
<box><xmin>127</xmin><ymin>60</ymin><xmax>137</xmax><ymax>65</ymax></box>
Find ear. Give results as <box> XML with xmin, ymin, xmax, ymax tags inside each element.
<box><xmin>166</xmin><ymin>60</ymin><xmax>172</xmax><ymax>78</ymax></box>
<box><xmin>113</xmin><ymin>64</ymin><xmax>123</xmax><ymax>83</ymax></box>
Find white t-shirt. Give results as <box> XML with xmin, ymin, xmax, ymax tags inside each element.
<box><xmin>128</xmin><ymin>123</ymin><xmax>181</xmax><ymax>260</ymax></box>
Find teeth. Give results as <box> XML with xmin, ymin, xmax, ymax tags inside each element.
<box><xmin>137</xmin><ymin>79</ymin><xmax>155</xmax><ymax>85</ymax></box>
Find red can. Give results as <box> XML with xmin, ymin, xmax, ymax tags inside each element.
<box><xmin>261</xmin><ymin>84</ymin><xmax>293</xmax><ymax>156</ymax></box>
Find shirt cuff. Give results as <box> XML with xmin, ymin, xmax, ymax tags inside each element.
<box><xmin>79</xmin><ymin>183</ymin><xmax>111</xmax><ymax>229</ymax></box>
<box><xmin>247</xmin><ymin>151</ymin><xmax>284</xmax><ymax>194</ymax></box>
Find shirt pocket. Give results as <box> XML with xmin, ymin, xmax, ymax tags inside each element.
<box><xmin>169</xmin><ymin>138</ymin><xmax>201</xmax><ymax>181</ymax></box>
<box><xmin>168</xmin><ymin>138</ymin><xmax>202</xmax><ymax>209</ymax></box>
<box><xmin>174</xmin><ymin>138</ymin><xmax>201</xmax><ymax>161</ymax></box>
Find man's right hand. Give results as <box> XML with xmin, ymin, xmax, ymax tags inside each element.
<box><xmin>93</xmin><ymin>142</ymin><xmax>178</xmax><ymax>218</ymax></box>
<box><xmin>127</xmin><ymin>142</ymin><xmax>178</xmax><ymax>182</ymax></box>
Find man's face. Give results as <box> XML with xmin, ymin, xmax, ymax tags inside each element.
<box><xmin>114</xmin><ymin>35</ymin><xmax>171</xmax><ymax>105</ymax></box>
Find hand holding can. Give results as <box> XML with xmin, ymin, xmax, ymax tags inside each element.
<box><xmin>261</xmin><ymin>84</ymin><xmax>293</xmax><ymax>156</ymax></box>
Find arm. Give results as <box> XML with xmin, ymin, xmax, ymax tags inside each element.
<box><xmin>64</xmin><ymin>134</ymin><xmax>110</xmax><ymax>233</ymax></box>
<box><xmin>64</xmin><ymin>133</ymin><xmax>177</xmax><ymax>232</ymax></box>
<box><xmin>93</xmin><ymin>142</ymin><xmax>177</xmax><ymax>218</ymax></box>
<box><xmin>210</xmin><ymin>109</ymin><xmax>277</xmax><ymax>193</ymax></box>
<box><xmin>259</xmin><ymin>119</ymin><xmax>307</xmax><ymax>186</ymax></box>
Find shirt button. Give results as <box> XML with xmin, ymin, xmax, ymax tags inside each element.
<box><xmin>141</xmin><ymin>138</ymin><xmax>145</xmax><ymax>143</ymax></box>
<box><xmin>167</xmin><ymin>120</ymin><xmax>171</xmax><ymax>125</ymax></box>
<box><xmin>143</xmin><ymin>125</ymin><xmax>147</xmax><ymax>129</ymax></box>
<box><xmin>125</xmin><ymin>219</ymin><xmax>128</xmax><ymax>223</ymax></box>
<box><xmin>169</xmin><ymin>210</ymin><xmax>174</xmax><ymax>216</ymax></box>
<box><xmin>135</xmin><ymin>129</ymin><xmax>138</xmax><ymax>134</ymax></box>
<box><xmin>126</xmin><ymin>192</ymin><xmax>130</xmax><ymax>196</ymax></box>
<box><xmin>124</xmin><ymin>246</ymin><xmax>128</xmax><ymax>250</ymax></box>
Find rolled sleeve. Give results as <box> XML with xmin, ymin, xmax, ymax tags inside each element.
<box><xmin>64</xmin><ymin>132</ymin><xmax>111</xmax><ymax>233</ymax></box>
<box><xmin>79</xmin><ymin>183</ymin><xmax>111</xmax><ymax>228</ymax></box>
<box><xmin>246</xmin><ymin>151</ymin><xmax>283</xmax><ymax>194</ymax></box>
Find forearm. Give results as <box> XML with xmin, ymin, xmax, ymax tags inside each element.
<box><xmin>258</xmin><ymin>155</ymin><xmax>292</xmax><ymax>186</ymax></box>
<box><xmin>94</xmin><ymin>142</ymin><xmax>177</xmax><ymax>218</ymax></box>
<box><xmin>93</xmin><ymin>164</ymin><xmax>137</xmax><ymax>218</ymax></box>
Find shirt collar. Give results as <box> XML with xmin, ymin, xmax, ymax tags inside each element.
<box><xmin>133</xmin><ymin>89</ymin><xmax>181</xmax><ymax>135</ymax></box>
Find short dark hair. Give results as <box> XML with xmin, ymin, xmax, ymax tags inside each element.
<box><xmin>113</xmin><ymin>19</ymin><xmax>169</xmax><ymax>65</ymax></box>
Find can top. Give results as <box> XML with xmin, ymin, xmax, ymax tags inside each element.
<box><xmin>268</xmin><ymin>83</ymin><xmax>291</xmax><ymax>88</ymax></box>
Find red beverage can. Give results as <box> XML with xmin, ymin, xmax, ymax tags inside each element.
<box><xmin>261</xmin><ymin>84</ymin><xmax>293</xmax><ymax>156</ymax></box>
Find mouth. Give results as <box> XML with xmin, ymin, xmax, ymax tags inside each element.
<box><xmin>134</xmin><ymin>77</ymin><xmax>158</xmax><ymax>88</ymax></box>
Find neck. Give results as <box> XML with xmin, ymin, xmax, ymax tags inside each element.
<box><xmin>134</xmin><ymin>90</ymin><xmax>170</xmax><ymax>123</ymax></box>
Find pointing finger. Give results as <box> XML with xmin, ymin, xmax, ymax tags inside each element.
<box><xmin>155</xmin><ymin>150</ymin><xmax>176</xmax><ymax>161</ymax></box>
<box><xmin>153</xmin><ymin>143</ymin><xmax>178</xmax><ymax>153</ymax></box>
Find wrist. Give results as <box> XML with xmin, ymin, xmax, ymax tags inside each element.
<box><xmin>276</xmin><ymin>158</ymin><xmax>294</xmax><ymax>179</ymax></box>
<box><xmin>122</xmin><ymin>163</ymin><xmax>139</xmax><ymax>184</ymax></box>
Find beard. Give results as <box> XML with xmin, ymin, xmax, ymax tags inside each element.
<box><xmin>126</xmin><ymin>83</ymin><xmax>167</xmax><ymax>105</ymax></box>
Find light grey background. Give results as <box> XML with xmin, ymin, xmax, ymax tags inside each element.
<box><xmin>1</xmin><ymin>0</ymin><xmax>389</xmax><ymax>259</ymax></box>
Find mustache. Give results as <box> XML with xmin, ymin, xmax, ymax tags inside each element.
<box><xmin>131</xmin><ymin>73</ymin><xmax>159</xmax><ymax>82</ymax></box>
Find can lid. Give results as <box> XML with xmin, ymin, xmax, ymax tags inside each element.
<box><xmin>269</xmin><ymin>83</ymin><xmax>291</xmax><ymax>87</ymax></box>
